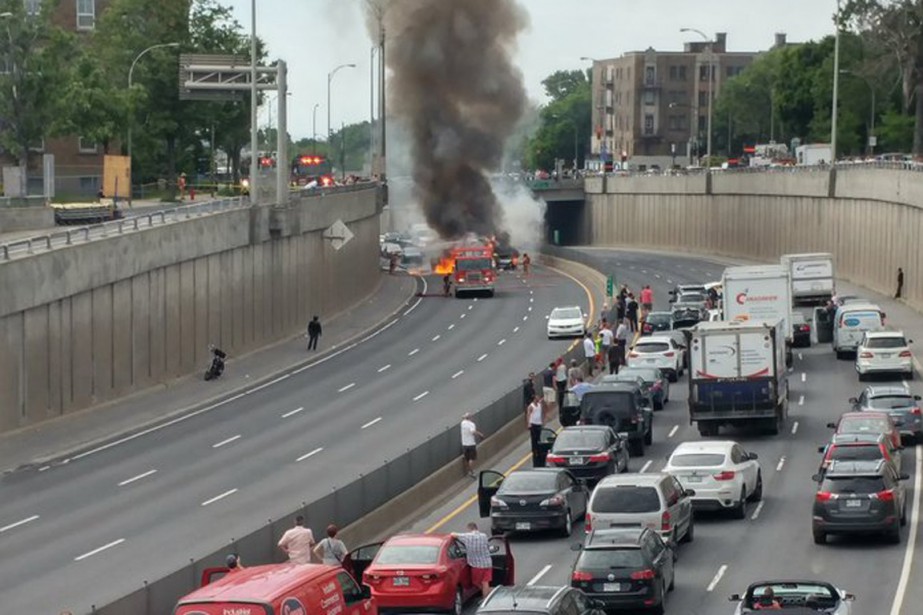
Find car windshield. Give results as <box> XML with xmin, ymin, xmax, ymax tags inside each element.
<box><xmin>456</xmin><ymin>258</ymin><xmax>492</xmax><ymax>271</ymax></box>
<box><xmin>647</xmin><ymin>313</ymin><xmax>671</xmax><ymax>324</ymax></box>
<box><xmin>499</xmin><ymin>472</ymin><xmax>557</xmax><ymax>493</ymax></box>
<box><xmin>376</xmin><ymin>545</ymin><xmax>440</xmax><ymax>565</ymax></box>
<box><xmin>822</xmin><ymin>476</ymin><xmax>886</xmax><ymax>494</ymax></box>
<box><xmin>678</xmin><ymin>293</ymin><xmax>706</xmax><ymax>303</ymax></box>
<box><xmin>554</xmin><ymin>431</ymin><xmax>607</xmax><ymax>451</ymax></box>
<box><xmin>670</xmin><ymin>453</ymin><xmax>726</xmax><ymax>467</ymax></box>
<box><xmin>866</xmin><ymin>337</ymin><xmax>907</xmax><ymax>348</ymax></box>
<box><xmin>749</xmin><ymin>583</ymin><xmax>837</xmax><ymax>601</ymax></box>
<box><xmin>592</xmin><ymin>486</ymin><xmax>660</xmax><ymax>513</ymax></box>
<box><xmin>839</xmin><ymin>418</ymin><xmax>888</xmax><ymax>433</ymax></box>
<box><xmin>581</xmin><ymin>392</ymin><xmax>634</xmax><ymax>419</ymax></box>
<box><xmin>619</xmin><ymin>368</ymin><xmax>658</xmax><ymax>382</ymax></box>
<box><xmin>552</xmin><ymin>308</ymin><xmax>582</xmax><ymax>320</ymax></box>
<box><xmin>868</xmin><ymin>395</ymin><xmax>916</xmax><ymax>410</ymax></box>
<box><xmin>636</xmin><ymin>342</ymin><xmax>670</xmax><ymax>353</ymax></box>
<box><xmin>829</xmin><ymin>445</ymin><xmax>883</xmax><ymax>462</ymax></box>
<box><xmin>577</xmin><ymin>549</ymin><xmax>645</xmax><ymax>569</ymax></box>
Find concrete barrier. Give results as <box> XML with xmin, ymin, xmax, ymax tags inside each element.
<box><xmin>0</xmin><ymin>205</ymin><xmax>54</xmax><ymax>233</ymax></box>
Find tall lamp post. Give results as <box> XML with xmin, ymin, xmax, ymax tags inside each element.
<box><xmin>249</xmin><ymin>0</ymin><xmax>257</xmax><ymax>204</ymax></box>
<box><xmin>127</xmin><ymin>41</ymin><xmax>179</xmax><ymax>205</ymax></box>
<box><xmin>669</xmin><ymin>101</ymin><xmax>696</xmax><ymax>164</ymax></box>
<box><xmin>327</xmin><ymin>63</ymin><xmax>356</xmax><ymax>178</ymax></box>
<box><xmin>831</xmin><ymin>0</ymin><xmax>842</xmax><ymax>161</ymax></box>
<box><xmin>680</xmin><ymin>28</ymin><xmax>713</xmax><ymax>164</ymax></box>
<box><xmin>840</xmin><ymin>69</ymin><xmax>876</xmax><ymax>156</ymax></box>
<box><xmin>312</xmin><ymin>103</ymin><xmax>320</xmax><ymax>155</ymax></box>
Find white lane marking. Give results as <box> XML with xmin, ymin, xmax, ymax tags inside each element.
<box><xmin>404</xmin><ymin>299</ymin><xmax>422</xmax><ymax>316</ymax></box>
<box><xmin>655</xmin><ymin>274</ymin><xmax>662</xmax><ymax>279</ymax></box>
<box><xmin>889</xmin><ymin>445</ymin><xmax>922</xmax><ymax>615</ymax></box>
<box><xmin>282</xmin><ymin>406</ymin><xmax>304</xmax><ymax>418</ymax></box>
<box><xmin>791</xmin><ymin>421</ymin><xmax>799</xmax><ymax>435</ymax></box>
<box><xmin>798</xmin><ymin>395</ymin><xmax>804</xmax><ymax>406</ymax></box>
<box><xmin>667</xmin><ymin>279</ymin><xmax>674</xmax><ymax>284</ymax></box>
<box><xmin>364</xmin><ymin>318</ymin><xmax>400</xmax><ymax>342</ymax></box>
<box><xmin>118</xmin><ymin>469</ymin><xmax>157</xmax><ymax>487</ymax></box>
<box><xmin>642</xmin><ymin>269</ymin><xmax>648</xmax><ymax>274</ymax></box>
<box><xmin>639</xmin><ymin>460</ymin><xmax>653</xmax><ymax>473</ymax></box>
<box><xmin>530</xmin><ymin>290</ymin><xmax>534</xmax><ymax>295</ymax></box>
<box><xmin>750</xmin><ymin>501</ymin><xmax>765</xmax><ymax>521</ymax></box>
<box><xmin>474</xmin><ymin>298</ymin><xmax>478</xmax><ymax>302</ymax></box>
<box><xmin>468</xmin><ymin>305</ymin><xmax>473</xmax><ymax>311</ymax></box>
<box><xmin>530</xmin><ymin>297</ymin><xmax>534</xmax><ymax>303</ymax></box>
<box><xmin>403</xmin><ymin>277</ymin><xmax>427</xmax><ymax>314</ymax></box>
<box><xmin>460</xmin><ymin>313</ymin><xmax>466</xmax><ymax>319</ymax></box>
<box><xmin>513</xmin><ymin>326</ymin><xmax>520</xmax><ymax>333</ymax></box>
<box><xmin>498</xmin><ymin>339</ymin><xmax>506</xmax><ymax>346</ymax></box>
<box><xmin>523</xmin><ymin>316</ymin><xmax>528</xmax><ymax>322</ymax></box>
<box><xmin>74</xmin><ymin>538</ymin><xmax>126</xmax><ymax>561</ymax></box>
<box><xmin>362</xmin><ymin>417</ymin><xmax>383</xmax><ymax>429</ymax></box>
<box><xmin>0</xmin><ymin>515</ymin><xmax>40</xmax><ymax>534</ymax></box>
<box><xmin>212</xmin><ymin>435</ymin><xmax>241</xmax><ymax>449</ymax></box>
<box><xmin>432</xmin><ymin>335</ymin><xmax>441</xmax><ymax>342</ymax></box>
<box><xmin>477</xmin><ymin>353</ymin><xmax>488</xmax><ymax>362</ymax></box>
<box><xmin>528</xmin><ymin>306</ymin><xmax>533</xmax><ymax>312</ymax></box>
<box><xmin>448</xmin><ymin>324</ymin><xmax>455</xmax><ymax>331</ymax></box>
<box><xmin>668</xmin><ymin>425</ymin><xmax>679</xmax><ymax>438</ymax></box>
<box><xmin>338</xmin><ymin>383</ymin><xmax>356</xmax><ymax>393</ymax></box>
<box><xmin>801</xmin><ymin>372</ymin><xmax>806</xmax><ymax>382</ymax></box>
<box><xmin>413</xmin><ymin>391</ymin><xmax>430</xmax><ymax>402</ymax></box>
<box><xmin>201</xmin><ymin>489</ymin><xmax>238</xmax><ymax>507</ymax></box>
<box><xmin>776</xmin><ymin>457</ymin><xmax>786</xmax><ymax>472</ymax></box>
<box><xmin>377</xmin><ymin>364</ymin><xmax>391</xmax><ymax>373</ymax></box>
<box><xmin>706</xmin><ymin>564</ymin><xmax>728</xmax><ymax>592</ymax></box>
<box><xmin>528</xmin><ymin>564</ymin><xmax>553</xmax><ymax>586</ymax></box>
<box><xmin>452</xmin><ymin>370</ymin><xmax>465</xmax><ymax>379</ymax></box>
<box><xmin>408</xmin><ymin>348</ymin><xmax>420</xmax><ymax>356</ymax></box>
<box><xmin>296</xmin><ymin>447</ymin><xmax>324</xmax><ymax>462</ymax></box>
<box><xmin>38</xmin><ymin>465</ymin><xmax>50</xmax><ymax>472</ymax></box>
<box><xmin>798</xmin><ymin>352</ymin><xmax>804</xmax><ymax>361</ymax></box>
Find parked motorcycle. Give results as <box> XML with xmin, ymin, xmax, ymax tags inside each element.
<box><xmin>204</xmin><ymin>346</ymin><xmax>227</xmax><ymax>381</ymax></box>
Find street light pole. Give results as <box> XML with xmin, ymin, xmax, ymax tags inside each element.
<box><xmin>370</xmin><ymin>45</ymin><xmax>378</xmax><ymax>172</ymax></box>
<box><xmin>127</xmin><ymin>41</ymin><xmax>179</xmax><ymax>205</ymax></box>
<box><xmin>831</xmin><ymin>0</ymin><xmax>842</xmax><ymax>161</ymax></box>
<box><xmin>327</xmin><ymin>63</ymin><xmax>356</xmax><ymax>178</ymax></box>
<box><xmin>312</xmin><ymin>103</ymin><xmax>319</xmax><ymax>155</ymax></box>
<box><xmin>249</xmin><ymin>0</ymin><xmax>258</xmax><ymax>205</ymax></box>
<box><xmin>681</xmin><ymin>28</ymin><xmax>713</xmax><ymax>164</ymax></box>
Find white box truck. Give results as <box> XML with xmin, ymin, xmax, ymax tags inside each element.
<box><xmin>722</xmin><ymin>265</ymin><xmax>793</xmax><ymax>367</ymax></box>
<box><xmin>796</xmin><ymin>143</ymin><xmax>832</xmax><ymax>166</ymax></box>
<box><xmin>686</xmin><ymin>319</ymin><xmax>789</xmax><ymax>436</ymax></box>
<box><xmin>781</xmin><ymin>252</ymin><xmax>835</xmax><ymax>304</ymax></box>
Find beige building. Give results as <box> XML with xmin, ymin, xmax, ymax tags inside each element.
<box><xmin>589</xmin><ymin>33</ymin><xmax>787</xmax><ymax>170</ymax></box>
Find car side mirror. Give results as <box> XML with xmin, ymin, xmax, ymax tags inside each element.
<box><xmin>570</xmin><ymin>543</ymin><xmax>583</xmax><ymax>552</ymax></box>
<box><xmin>684</xmin><ymin>489</ymin><xmax>696</xmax><ymax>497</ymax></box>
<box><xmin>908</xmin><ymin>339</ymin><xmax>913</xmax><ymax>344</ymax></box>
<box><xmin>916</xmin><ymin>395</ymin><xmax>922</xmax><ymax>401</ymax></box>
<box><xmin>900</xmin><ymin>473</ymin><xmax>911</xmax><ymax>481</ymax></box>
<box><xmin>812</xmin><ymin>474</ymin><xmax>822</xmax><ymax>482</ymax></box>
<box><xmin>848</xmin><ymin>397</ymin><xmax>858</xmax><ymax>404</ymax></box>
<box><xmin>748</xmin><ymin>452</ymin><xmax>759</xmax><ymax>460</ymax></box>
<box><xmin>826</xmin><ymin>422</ymin><xmax>837</xmax><ymax>429</ymax></box>
<box><xmin>729</xmin><ymin>594</ymin><xmax>741</xmax><ymax>602</ymax></box>
<box><xmin>817</xmin><ymin>446</ymin><xmax>826</xmax><ymax>454</ymax></box>
<box><xmin>844</xmin><ymin>593</ymin><xmax>856</xmax><ymax>601</ymax></box>
<box><xmin>360</xmin><ymin>584</ymin><xmax>373</xmax><ymax>600</ymax></box>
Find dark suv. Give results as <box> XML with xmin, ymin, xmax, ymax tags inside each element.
<box><xmin>811</xmin><ymin>459</ymin><xmax>909</xmax><ymax>545</ymax></box>
<box><xmin>570</xmin><ymin>528</ymin><xmax>674</xmax><ymax>614</ymax></box>
<box><xmin>579</xmin><ymin>383</ymin><xmax>653</xmax><ymax>457</ymax></box>
<box><xmin>477</xmin><ymin>585</ymin><xmax>605</xmax><ymax>615</ymax></box>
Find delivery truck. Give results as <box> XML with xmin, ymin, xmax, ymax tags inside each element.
<box><xmin>686</xmin><ymin>320</ymin><xmax>789</xmax><ymax>437</ymax></box>
<box><xmin>780</xmin><ymin>252</ymin><xmax>835</xmax><ymax>304</ymax></box>
<box><xmin>722</xmin><ymin>264</ymin><xmax>793</xmax><ymax>367</ymax></box>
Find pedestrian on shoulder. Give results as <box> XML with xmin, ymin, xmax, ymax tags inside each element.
<box><xmin>599</xmin><ymin>323</ymin><xmax>614</xmax><ymax>365</ymax></box>
<box><xmin>452</xmin><ymin>522</ymin><xmax>494</xmax><ymax>597</ymax></box>
<box><xmin>542</xmin><ymin>362</ymin><xmax>557</xmax><ymax>407</ymax></box>
<box><xmin>626</xmin><ymin>294</ymin><xmax>639</xmax><ymax>332</ymax></box>
<box><xmin>616</xmin><ymin>294</ymin><xmax>626</xmax><ymax>322</ymax></box>
<box><xmin>278</xmin><ymin>515</ymin><xmax>315</xmax><ymax>564</ymax></box>
<box><xmin>582</xmin><ymin>332</ymin><xmax>597</xmax><ymax>377</ymax></box>
<box><xmin>896</xmin><ymin>267</ymin><xmax>904</xmax><ymax>299</ymax></box>
<box><xmin>313</xmin><ymin>524</ymin><xmax>349</xmax><ymax>567</ymax></box>
<box><xmin>522</xmin><ymin>372</ymin><xmax>536</xmax><ymax>408</ymax></box>
<box><xmin>615</xmin><ymin>318</ymin><xmax>632</xmax><ymax>367</ymax></box>
<box><xmin>554</xmin><ymin>357</ymin><xmax>568</xmax><ymax>407</ymax></box>
<box><xmin>307</xmin><ymin>316</ymin><xmax>322</xmax><ymax>351</ymax></box>
<box><xmin>460</xmin><ymin>412</ymin><xmax>484</xmax><ymax>477</ymax></box>
<box><xmin>526</xmin><ymin>394</ymin><xmax>546</xmax><ymax>467</ymax></box>
<box><xmin>568</xmin><ymin>359</ymin><xmax>582</xmax><ymax>387</ymax></box>
<box><xmin>640</xmin><ymin>285</ymin><xmax>653</xmax><ymax>319</ymax></box>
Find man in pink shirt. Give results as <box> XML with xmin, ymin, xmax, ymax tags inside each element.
<box><xmin>278</xmin><ymin>515</ymin><xmax>316</xmax><ymax>564</ymax></box>
<box><xmin>640</xmin><ymin>285</ymin><xmax>654</xmax><ymax>319</ymax></box>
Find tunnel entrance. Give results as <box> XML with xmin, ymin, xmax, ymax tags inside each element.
<box><xmin>544</xmin><ymin>199</ymin><xmax>587</xmax><ymax>246</ymax></box>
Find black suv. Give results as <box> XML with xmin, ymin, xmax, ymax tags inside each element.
<box><xmin>570</xmin><ymin>528</ymin><xmax>674</xmax><ymax>614</ymax></box>
<box><xmin>579</xmin><ymin>383</ymin><xmax>654</xmax><ymax>457</ymax></box>
<box><xmin>811</xmin><ymin>459</ymin><xmax>909</xmax><ymax>545</ymax></box>
<box><xmin>477</xmin><ymin>585</ymin><xmax>605</xmax><ymax>615</ymax></box>
<box><xmin>546</xmin><ymin>426</ymin><xmax>630</xmax><ymax>482</ymax></box>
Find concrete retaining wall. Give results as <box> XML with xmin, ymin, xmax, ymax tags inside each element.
<box><xmin>0</xmin><ymin>206</ymin><xmax>54</xmax><ymax>233</ymax></box>
<box><xmin>0</xmin><ymin>187</ymin><xmax>380</xmax><ymax>432</ymax></box>
<box><xmin>588</xmin><ymin>167</ymin><xmax>923</xmax><ymax>310</ymax></box>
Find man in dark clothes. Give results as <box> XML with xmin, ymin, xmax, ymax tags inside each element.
<box><xmin>626</xmin><ymin>294</ymin><xmax>639</xmax><ymax>332</ymax></box>
<box><xmin>522</xmin><ymin>373</ymin><xmax>536</xmax><ymax>408</ymax></box>
<box><xmin>307</xmin><ymin>315</ymin><xmax>322</xmax><ymax>350</ymax></box>
<box><xmin>896</xmin><ymin>267</ymin><xmax>904</xmax><ymax>299</ymax></box>
<box><xmin>616</xmin><ymin>294</ymin><xmax>626</xmax><ymax>323</ymax></box>
<box><xmin>607</xmin><ymin>343</ymin><xmax>621</xmax><ymax>375</ymax></box>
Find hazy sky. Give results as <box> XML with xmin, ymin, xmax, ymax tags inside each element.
<box><xmin>226</xmin><ymin>0</ymin><xmax>838</xmax><ymax>140</ymax></box>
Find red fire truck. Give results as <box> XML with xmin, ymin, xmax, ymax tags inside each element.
<box><xmin>451</xmin><ymin>245</ymin><xmax>496</xmax><ymax>298</ymax></box>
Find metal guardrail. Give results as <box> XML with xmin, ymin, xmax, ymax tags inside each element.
<box><xmin>0</xmin><ymin>197</ymin><xmax>248</xmax><ymax>261</ymax></box>
<box><xmin>600</xmin><ymin>160</ymin><xmax>923</xmax><ymax>179</ymax></box>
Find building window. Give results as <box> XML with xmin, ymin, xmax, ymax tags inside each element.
<box><xmin>698</xmin><ymin>91</ymin><xmax>708</xmax><ymax>106</ymax></box>
<box><xmin>668</xmin><ymin>115</ymin><xmax>688</xmax><ymax>132</ymax></box>
<box><xmin>644</xmin><ymin>90</ymin><xmax>655</xmax><ymax>106</ymax></box>
<box><xmin>644</xmin><ymin>66</ymin><xmax>656</xmax><ymax>85</ymax></box>
<box><xmin>76</xmin><ymin>0</ymin><xmax>95</xmax><ymax>30</ymax></box>
<box><xmin>644</xmin><ymin>114</ymin><xmax>655</xmax><ymax>135</ymax></box>
<box><xmin>78</xmin><ymin>137</ymin><xmax>98</xmax><ymax>154</ymax></box>
<box><xmin>698</xmin><ymin>115</ymin><xmax>707</xmax><ymax>131</ymax></box>
<box><xmin>25</xmin><ymin>0</ymin><xmax>41</xmax><ymax>16</ymax></box>
<box><xmin>678</xmin><ymin>66</ymin><xmax>687</xmax><ymax>81</ymax></box>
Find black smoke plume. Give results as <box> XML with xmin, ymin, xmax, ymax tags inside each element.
<box><xmin>369</xmin><ymin>0</ymin><xmax>529</xmax><ymax>239</ymax></box>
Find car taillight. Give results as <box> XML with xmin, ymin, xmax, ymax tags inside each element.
<box><xmin>816</xmin><ymin>491</ymin><xmax>836</xmax><ymax>502</ymax></box>
<box><xmin>365</xmin><ymin>574</ymin><xmax>383</xmax><ymax>584</ymax></box>
<box><xmin>652</xmin><ymin>381</ymin><xmax>662</xmax><ymax>391</ymax></box>
<box><xmin>631</xmin><ymin>414</ymin><xmax>641</xmax><ymax>424</ymax></box>
<box><xmin>585</xmin><ymin>513</ymin><xmax>592</xmax><ymax>532</ymax></box>
<box><xmin>860</xmin><ymin>352</ymin><xmax>874</xmax><ymax>358</ymax></box>
<box><xmin>541</xmin><ymin>495</ymin><xmax>566</xmax><ymax>507</ymax></box>
<box><xmin>643</xmin><ymin>323</ymin><xmax>652</xmax><ymax>332</ymax></box>
<box><xmin>801</xmin><ymin>325</ymin><xmax>811</xmax><ymax>332</ymax></box>
<box><xmin>490</xmin><ymin>496</ymin><xmax>508</xmax><ymax>508</ymax></box>
<box><xmin>900</xmin><ymin>350</ymin><xmax>912</xmax><ymax>357</ymax></box>
<box><xmin>661</xmin><ymin>510</ymin><xmax>672</xmax><ymax>531</ymax></box>
<box><xmin>873</xmin><ymin>489</ymin><xmax>895</xmax><ymax>502</ymax></box>
<box><xmin>629</xmin><ymin>352</ymin><xmax>639</xmax><ymax>358</ymax></box>
<box><xmin>912</xmin><ymin>407</ymin><xmax>922</xmax><ymax>416</ymax></box>
<box><xmin>713</xmin><ymin>471</ymin><xmax>736</xmax><ymax>481</ymax></box>
<box><xmin>664</xmin><ymin>351</ymin><xmax>675</xmax><ymax>357</ymax></box>
<box><xmin>572</xmin><ymin>570</ymin><xmax>593</xmax><ymax>582</ymax></box>
<box><xmin>458</xmin><ymin>277</ymin><xmax>466</xmax><ymax>283</ymax></box>
<box><xmin>630</xmin><ymin>569</ymin><xmax>656</xmax><ymax>581</ymax></box>
<box><xmin>546</xmin><ymin>453</ymin><xmax>566</xmax><ymax>465</ymax></box>
<box><xmin>588</xmin><ymin>453</ymin><xmax>611</xmax><ymax>463</ymax></box>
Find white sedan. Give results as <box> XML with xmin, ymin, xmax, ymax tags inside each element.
<box><xmin>627</xmin><ymin>335</ymin><xmax>684</xmax><ymax>381</ymax></box>
<box><xmin>664</xmin><ymin>440</ymin><xmax>762</xmax><ymax>519</ymax></box>
<box><xmin>547</xmin><ymin>306</ymin><xmax>586</xmax><ymax>339</ymax></box>
<box><xmin>856</xmin><ymin>330</ymin><xmax>914</xmax><ymax>380</ymax></box>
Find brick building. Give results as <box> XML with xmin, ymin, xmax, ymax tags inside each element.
<box><xmin>588</xmin><ymin>33</ymin><xmax>789</xmax><ymax>170</ymax></box>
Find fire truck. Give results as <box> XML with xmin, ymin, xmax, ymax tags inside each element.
<box><xmin>451</xmin><ymin>245</ymin><xmax>496</xmax><ymax>297</ymax></box>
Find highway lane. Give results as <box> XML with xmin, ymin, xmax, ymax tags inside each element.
<box><xmin>0</xmin><ymin>265</ymin><xmax>592</xmax><ymax>614</ymax></box>
<box><xmin>401</xmin><ymin>249</ymin><xmax>920</xmax><ymax>615</ymax></box>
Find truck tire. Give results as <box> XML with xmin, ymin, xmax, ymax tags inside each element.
<box><xmin>698</xmin><ymin>423</ymin><xmax>718</xmax><ymax>437</ymax></box>
<box><xmin>630</xmin><ymin>438</ymin><xmax>645</xmax><ymax>457</ymax></box>
<box><xmin>766</xmin><ymin>416</ymin><xmax>781</xmax><ymax>436</ymax></box>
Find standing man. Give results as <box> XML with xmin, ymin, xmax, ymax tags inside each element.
<box><xmin>607</xmin><ymin>342</ymin><xmax>621</xmax><ymax>375</ymax></box>
<box><xmin>460</xmin><ymin>412</ymin><xmax>484</xmax><ymax>478</ymax></box>
<box><xmin>526</xmin><ymin>393</ymin><xmax>546</xmax><ymax>467</ymax></box>
<box><xmin>554</xmin><ymin>358</ymin><xmax>568</xmax><ymax>408</ymax></box>
<box><xmin>522</xmin><ymin>253</ymin><xmax>531</xmax><ymax>275</ymax></box>
<box><xmin>522</xmin><ymin>372</ymin><xmax>536</xmax><ymax>408</ymax></box>
<box><xmin>307</xmin><ymin>315</ymin><xmax>322</xmax><ymax>351</ymax></box>
<box><xmin>452</xmin><ymin>522</ymin><xmax>494</xmax><ymax>598</ymax></box>
<box><xmin>567</xmin><ymin>359</ymin><xmax>582</xmax><ymax>387</ymax></box>
<box><xmin>896</xmin><ymin>267</ymin><xmax>904</xmax><ymax>299</ymax></box>
<box><xmin>583</xmin><ymin>332</ymin><xmax>597</xmax><ymax>377</ymax></box>
<box><xmin>615</xmin><ymin>318</ymin><xmax>632</xmax><ymax>369</ymax></box>
<box><xmin>640</xmin><ymin>285</ymin><xmax>654</xmax><ymax>320</ymax></box>
<box><xmin>278</xmin><ymin>516</ymin><xmax>315</xmax><ymax>564</ymax></box>
<box><xmin>599</xmin><ymin>322</ymin><xmax>614</xmax><ymax>367</ymax></box>
<box><xmin>626</xmin><ymin>293</ymin><xmax>639</xmax><ymax>332</ymax></box>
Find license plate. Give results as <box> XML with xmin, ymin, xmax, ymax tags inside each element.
<box><xmin>646</xmin><ymin>358</ymin><xmax>657</xmax><ymax>364</ymax></box>
<box><xmin>392</xmin><ymin>577</ymin><xmax>409</xmax><ymax>586</ymax></box>
<box><xmin>845</xmin><ymin>499</ymin><xmax>863</xmax><ymax>508</ymax></box>
<box><xmin>515</xmin><ymin>522</ymin><xmax>531</xmax><ymax>530</ymax></box>
<box><xmin>686</xmin><ymin>476</ymin><xmax>703</xmax><ymax>483</ymax></box>
<box><xmin>603</xmin><ymin>583</ymin><xmax>623</xmax><ymax>592</ymax></box>
<box><xmin>880</xmin><ymin>353</ymin><xmax>892</xmax><ymax>358</ymax></box>
<box><xmin>570</xmin><ymin>457</ymin><xmax>585</xmax><ymax>465</ymax></box>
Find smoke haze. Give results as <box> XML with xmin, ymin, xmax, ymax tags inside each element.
<box><xmin>369</xmin><ymin>0</ymin><xmax>529</xmax><ymax>239</ymax></box>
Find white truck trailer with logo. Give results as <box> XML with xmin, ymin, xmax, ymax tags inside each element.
<box><xmin>686</xmin><ymin>319</ymin><xmax>789</xmax><ymax>436</ymax></box>
<box><xmin>722</xmin><ymin>265</ymin><xmax>793</xmax><ymax>367</ymax></box>
<box><xmin>780</xmin><ymin>252</ymin><xmax>835</xmax><ymax>304</ymax></box>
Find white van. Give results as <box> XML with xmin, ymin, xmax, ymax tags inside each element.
<box><xmin>833</xmin><ymin>302</ymin><xmax>884</xmax><ymax>359</ymax></box>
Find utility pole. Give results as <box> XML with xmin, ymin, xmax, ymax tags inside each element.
<box><xmin>249</xmin><ymin>0</ymin><xmax>258</xmax><ymax>205</ymax></box>
<box><xmin>378</xmin><ymin>18</ymin><xmax>387</xmax><ymax>185</ymax></box>
<box><xmin>275</xmin><ymin>60</ymin><xmax>288</xmax><ymax>205</ymax></box>
<box><xmin>831</xmin><ymin>0</ymin><xmax>842</xmax><ymax>161</ymax></box>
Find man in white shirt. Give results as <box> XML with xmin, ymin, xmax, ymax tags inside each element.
<box><xmin>599</xmin><ymin>325</ymin><xmax>614</xmax><ymax>366</ymax></box>
<box><xmin>278</xmin><ymin>515</ymin><xmax>315</xmax><ymax>564</ymax></box>
<box><xmin>615</xmin><ymin>319</ymin><xmax>632</xmax><ymax>368</ymax></box>
<box><xmin>582</xmin><ymin>333</ymin><xmax>597</xmax><ymax>377</ymax></box>
<box><xmin>554</xmin><ymin>359</ymin><xmax>568</xmax><ymax>407</ymax></box>
<box><xmin>525</xmin><ymin>394</ymin><xmax>546</xmax><ymax>467</ymax></box>
<box><xmin>461</xmin><ymin>412</ymin><xmax>484</xmax><ymax>478</ymax></box>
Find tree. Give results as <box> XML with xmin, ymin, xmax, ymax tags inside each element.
<box><xmin>541</xmin><ymin>69</ymin><xmax>588</xmax><ymax>103</ymax></box>
<box><xmin>526</xmin><ymin>72</ymin><xmax>591</xmax><ymax>171</ymax></box>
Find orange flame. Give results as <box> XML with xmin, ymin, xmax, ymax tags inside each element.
<box><xmin>433</xmin><ymin>256</ymin><xmax>454</xmax><ymax>275</ymax></box>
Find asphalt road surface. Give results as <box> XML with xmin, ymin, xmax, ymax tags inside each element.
<box><xmin>0</xmin><ymin>265</ymin><xmax>590</xmax><ymax>614</ymax></box>
<box><xmin>408</xmin><ymin>248</ymin><xmax>921</xmax><ymax>615</ymax></box>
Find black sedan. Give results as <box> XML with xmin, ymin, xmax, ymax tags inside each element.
<box><xmin>792</xmin><ymin>311</ymin><xmax>812</xmax><ymax>347</ymax></box>
<box><xmin>546</xmin><ymin>426</ymin><xmax>630</xmax><ymax>482</ymax></box>
<box><xmin>477</xmin><ymin>468</ymin><xmax>588</xmax><ymax>537</ymax></box>
<box><xmin>642</xmin><ymin>312</ymin><xmax>672</xmax><ymax>335</ymax></box>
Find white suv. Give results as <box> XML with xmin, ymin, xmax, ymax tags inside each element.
<box><xmin>628</xmin><ymin>335</ymin><xmax>684</xmax><ymax>382</ymax></box>
<box><xmin>856</xmin><ymin>331</ymin><xmax>914</xmax><ymax>380</ymax></box>
<box><xmin>663</xmin><ymin>440</ymin><xmax>762</xmax><ymax>519</ymax></box>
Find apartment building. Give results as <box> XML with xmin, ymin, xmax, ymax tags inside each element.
<box><xmin>589</xmin><ymin>33</ymin><xmax>788</xmax><ymax>170</ymax></box>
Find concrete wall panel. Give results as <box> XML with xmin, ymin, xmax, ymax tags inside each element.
<box><xmin>111</xmin><ymin>279</ymin><xmax>133</xmax><ymax>395</ymax></box>
<box><xmin>70</xmin><ymin>291</ymin><xmax>93</xmax><ymax>409</ymax></box>
<box><xmin>91</xmin><ymin>286</ymin><xmax>113</xmax><ymax>402</ymax></box>
<box><xmin>23</xmin><ymin>307</ymin><xmax>48</xmax><ymax>420</ymax></box>
<box><xmin>0</xmin><ymin>315</ymin><xmax>22</xmax><ymax>430</ymax></box>
<box><xmin>131</xmin><ymin>274</ymin><xmax>152</xmax><ymax>389</ymax></box>
<box><xmin>46</xmin><ymin>300</ymin><xmax>63</xmax><ymax>416</ymax></box>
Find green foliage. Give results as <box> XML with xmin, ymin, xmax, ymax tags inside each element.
<box><xmin>526</xmin><ymin>77</ymin><xmax>591</xmax><ymax>171</ymax></box>
<box><xmin>541</xmin><ymin>69</ymin><xmax>588</xmax><ymax>103</ymax></box>
<box><xmin>878</xmin><ymin>109</ymin><xmax>915</xmax><ymax>152</ymax></box>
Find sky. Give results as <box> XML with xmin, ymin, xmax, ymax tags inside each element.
<box><xmin>226</xmin><ymin>0</ymin><xmax>839</xmax><ymax>141</ymax></box>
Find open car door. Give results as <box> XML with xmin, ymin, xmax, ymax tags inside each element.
<box><xmin>478</xmin><ymin>470</ymin><xmax>506</xmax><ymax>517</ymax></box>
<box><xmin>348</xmin><ymin>542</ymin><xmax>383</xmax><ymax>582</ymax></box>
<box><xmin>534</xmin><ymin>427</ymin><xmax>558</xmax><ymax>467</ymax></box>
<box><xmin>199</xmin><ymin>567</ymin><xmax>230</xmax><ymax>587</ymax></box>
<box><xmin>814</xmin><ymin>306</ymin><xmax>833</xmax><ymax>344</ymax></box>
<box><xmin>488</xmin><ymin>535</ymin><xmax>515</xmax><ymax>586</ymax></box>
